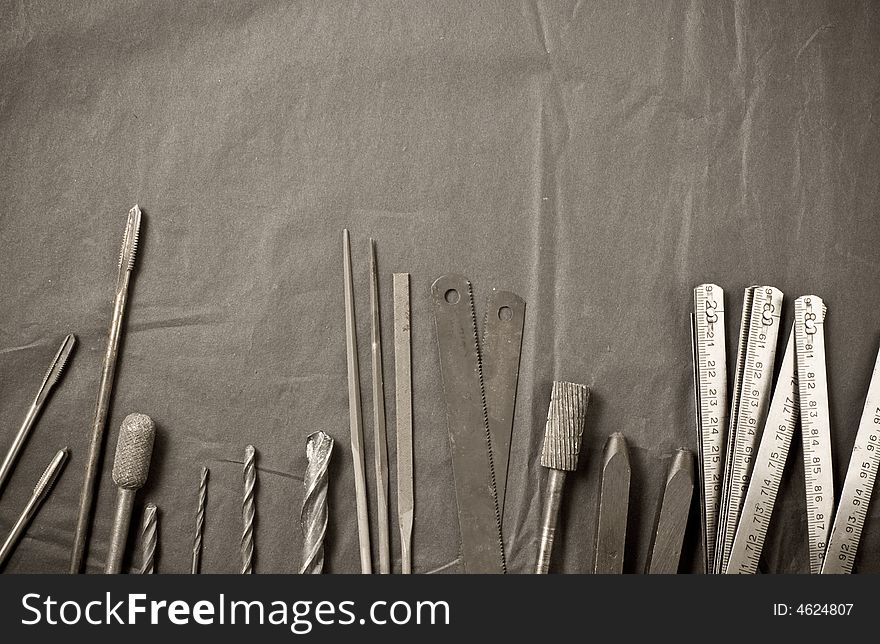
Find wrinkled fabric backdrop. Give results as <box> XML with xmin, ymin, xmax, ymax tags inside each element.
<box><xmin>1</xmin><ymin>1</ymin><xmax>879</xmax><ymax>574</ymax></box>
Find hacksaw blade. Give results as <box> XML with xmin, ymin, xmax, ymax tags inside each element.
<box><xmin>481</xmin><ymin>289</ymin><xmax>525</xmax><ymax>521</ymax></box>
<box><xmin>431</xmin><ymin>274</ymin><xmax>506</xmax><ymax>574</ymax></box>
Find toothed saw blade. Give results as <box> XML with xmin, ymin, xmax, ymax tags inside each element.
<box><xmin>432</xmin><ymin>274</ymin><xmax>506</xmax><ymax>573</ymax></box>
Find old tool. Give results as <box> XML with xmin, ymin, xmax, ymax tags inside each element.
<box><xmin>105</xmin><ymin>413</ymin><xmax>156</xmax><ymax>574</ymax></box>
<box><xmin>535</xmin><ymin>381</ymin><xmax>590</xmax><ymax>574</ymax></box>
<box><xmin>691</xmin><ymin>284</ymin><xmax>728</xmax><ymax>572</ymax></box>
<box><xmin>593</xmin><ymin>433</ymin><xmax>631</xmax><ymax>574</ymax></box>
<box><xmin>646</xmin><ymin>449</ymin><xmax>695</xmax><ymax>574</ymax></box>
<box><xmin>369</xmin><ymin>240</ymin><xmax>390</xmax><ymax>574</ymax></box>
<box><xmin>342</xmin><ymin>229</ymin><xmax>372</xmax><ymax>574</ymax></box>
<box><xmin>241</xmin><ymin>444</ymin><xmax>256</xmax><ymax>574</ymax></box>
<box><xmin>301</xmin><ymin>431</ymin><xmax>333</xmax><ymax>574</ymax></box>
<box><xmin>482</xmin><ymin>289</ymin><xmax>525</xmax><ymax>519</ymax></box>
<box><xmin>0</xmin><ymin>449</ymin><xmax>68</xmax><ymax>569</ymax></box>
<box><xmin>821</xmin><ymin>344</ymin><xmax>880</xmax><ymax>573</ymax></box>
<box><xmin>0</xmin><ymin>334</ymin><xmax>75</xmax><ymax>498</ymax></box>
<box><xmin>431</xmin><ymin>274</ymin><xmax>506</xmax><ymax>573</ymax></box>
<box><xmin>393</xmin><ymin>272</ymin><xmax>413</xmax><ymax>574</ymax></box>
<box><xmin>191</xmin><ymin>467</ymin><xmax>208</xmax><ymax>574</ymax></box>
<box><xmin>71</xmin><ymin>205</ymin><xmax>142</xmax><ymax>574</ymax></box>
<box><xmin>139</xmin><ymin>503</ymin><xmax>158</xmax><ymax>574</ymax></box>
<box><xmin>794</xmin><ymin>295</ymin><xmax>833</xmax><ymax>574</ymax></box>
<box><xmin>727</xmin><ymin>327</ymin><xmax>799</xmax><ymax>574</ymax></box>
<box><xmin>715</xmin><ymin>286</ymin><xmax>782</xmax><ymax>574</ymax></box>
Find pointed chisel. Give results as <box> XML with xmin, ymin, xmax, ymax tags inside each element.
<box><xmin>646</xmin><ymin>449</ymin><xmax>695</xmax><ymax>574</ymax></box>
<box><xmin>593</xmin><ymin>433</ymin><xmax>631</xmax><ymax>574</ymax></box>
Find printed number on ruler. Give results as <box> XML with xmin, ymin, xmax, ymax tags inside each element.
<box><xmin>795</xmin><ymin>295</ymin><xmax>833</xmax><ymax>574</ymax></box>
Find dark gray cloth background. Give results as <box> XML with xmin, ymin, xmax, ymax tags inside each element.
<box><xmin>1</xmin><ymin>1</ymin><xmax>878</xmax><ymax>574</ymax></box>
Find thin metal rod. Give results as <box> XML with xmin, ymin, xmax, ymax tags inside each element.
<box><xmin>0</xmin><ymin>449</ymin><xmax>68</xmax><ymax>569</ymax></box>
<box><xmin>241</xmin><ymin>445</ymin><xmax>256</xmax><ymax>574</ymax></box>
<box><xmin>70</xmin><ymin>206</ymin><xmax>141</xmax><ymax>574</ymax></box>
<box><xmin>536</xmin><ymin>469</ymin><xmax>566</xmax><ymax>574</ymax></box>
<box><xmin>369</xmin><ymin>239</ymin><xmax>390</xmax><ymax>574</ymax></box>
<box><xmin>139</xmin><ymin>503</ymin><xmax>158</xmax><ymax>574</ymax></box>
<box><xmin>104</xmin><ymin>488</ymin><xmax>135</xmax><ymax>574</ymax></box>
<box><xmin>393</xmin><ymin>273</ymin><xmax>413</xmax><ymax>574</ymax></box>
<box><xmin>342</xmin><ymin>229</ymin><xmax>372</xmax><ymax>574</ymax></box>
<box><xmin>191</xmin><ymin>467</ymin><xmax>208</xmax><ymax>574</ymax></box>
<box><xmin>0</xmin><ymin>335</ymin><xmax>75</xmax><ymax>498</ymax></box>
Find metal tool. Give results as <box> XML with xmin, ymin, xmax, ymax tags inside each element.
<box><xmin>482</xmin><ymin>289</ymin><xmax>525</xmax><ymax>519</ymax></box>
<box><xmin>301</xmin><ymin>431</ymin><xmax>333</xmax><ymax>574</ymax></box>
<box><xmin>535</xmin><ymin>381</ymin><xmax>589</xmax><ymax>574</ymax></box>
<box><xmin>794</xmin><ymin>295</ymin><xmax>833</xmax><ymax>574</ymax></box>
<box><xmin>0</xmin><ymin>449</ymin><xmax>68</xmax><ymax>569</ymax></box>
<box><xmin>342</xmin><ymin>229</ymin><xmax>372</xmax><ymax>574</ymax></box>
<box><xmin>191</xmin><ymin>467</ymin><xmax>208</xmax><ymax>574</ymax></box>
<box><xmin>646</xmin><ymin>449</ymin><xmax>695</xmax><ymax>574</ymax></box>
<box><xmin>71</xmin><ymin>205</ymin><xmax>142</xmax><ymax>574</ymax></box>
<box><xmin>691</xmin><ymin>284</ymin><xmax>728</xmax><ymax>573</ymax></box>
<box><xmin>105</xmin><ymin>413</ymin><xmax>156</xmax><ymax>574</ymax></box>
<box><xmin>139</xmin><ymin>503</ymin><xmax>158</xmax><ymax>574</ymax></box>
<box><xmin>241</xmin><ymin>444</ymin><xmax>256</xmax><ymax>574</ymax></box>
<box><xmin>0</xmin><ymin>334</ymin><xmax>75</xmax><ymax>498</ymax></box>
<box><xmin>726</xmin><ymin>328</ymin><xmax>799</xmax><ymax>574</ymax></box>
<box><xmin>821</xmin><ymin>345</ymin><xmax>880</xmax><ymax>574</ymax></box>
<box><xmin>431</xmin><ymin>274</ymin><xmax>506</xmax><ymax>573</ymax></box>
<box><xmin>715</xmin><ymin>286</ymin><xmax>782</xmax><ymax>574</ymax></box>
<box><xmin>393</xmin><ymin>272</ymin><xmax>413</xmax><ymax>574</ymax></box>
<box><xmin>369</xmin><ymin>239</ymin><xmax>390</xmax><ymax>574</ymax></box>
<box><xmin>593</xmin><ymin>433</ymin><xmax>630</xmax><ymax>574</ymax></box>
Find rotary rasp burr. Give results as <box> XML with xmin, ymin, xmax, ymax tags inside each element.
<box><xmin>0</xmin><ymin>334</ymin><xmax>75</xmax><ymax>498</ymax></box>
<box><xmin>139</xmin><ymin>503</ymin><xmax>158</xmax><ymax>574</ymax></box>
<box><xmin>241</xmin><ymin>445</ymin><xmax>256</xmax><ymax>574</ymax></box>
<box><xmin>71</xmin><ymin>205</ymin><xmax>142</xmax><ymax>574</ymax></box>
<box><xmin>191</xmin><ymin>467</ymin><xmax>208</xmax><ymax>574</ymax></box>
<box><xmin>535</xmin><ymin>381</ymin><xmax>589</xmax><ymax>574</ymax></box>
<box><xmin>301</xmin><ymin>431</ymin><xmax>334</xmax><ymax>574</ymax></box>
<box><xmin>0</xmin><ymin>449</ymin><xmax>68</xmax><ymax>569</ymax></box>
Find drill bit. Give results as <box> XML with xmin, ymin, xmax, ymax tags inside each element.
<box><xmin>646</xmin><ymin>449</ymin><xmax>695</xmax><ymax>574</ymax></box>
<box><xmin>241</xmin><ymin>445</ymin><xmax>256</xmax><ymax>574</ymax></box>
<box><xmin>369</xmin><ymin>239</ymin><xmax>390</xmax><ymax>574</ymax></box>
<box><xmin>71</xmin><ymin>205</ymin><xmax>142</xmax><ymax>574</ymax></box>
<box><xmin>139</xmin><ymin>503</ymin><xmax>158</xmax><ymax>574</ymax></box>
<box><xmin>191</xmin><ymin>467</ymin><xmax>208</xmax><ymax>574</ymax></box>
<box><xmin>342</xmin><ymin>229</ymin><xmax>372</xmax><ymax>574</ymax></box>
<box><xmin>593</xmin><ymin>433</ymin><xmax>631</xmax><ymax>574</ymax></box>
<box><xmin>393</xmin><ymin>273</ymin><xmax>413</xmax><ymax>574</ymax></box>
<box><xmin>0</xmin><ymin>449</ymin><xmax>69</xmax><ymax>569</ymax></box>
<box><xmin>535</xmin><ymin>381</ymin><xmax>589</xmax><ymax>574</ymax></box>
<box><xmin>0</xmin><ymin>334</ymin><xmax>75</xmax><ymax>498</ymax></box>
<box><xmin>301</xmin><ymin>431</ymin><xmax>334</xmax><ymax>574</ymax></box>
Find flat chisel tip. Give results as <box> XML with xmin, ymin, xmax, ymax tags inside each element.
<box><xmin>669</xmin><ymin>448</ymin><xmax>695</xmax><ymax>485</ymax></box>
<box><xmin>602</xmin><ymin>432</ymin><xmax>630</xmax><ymax>471</ymax></box>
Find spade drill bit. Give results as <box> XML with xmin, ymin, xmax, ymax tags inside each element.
<box><xmin>301</xmin><ymin>431</ymin><xmax>334</xmax><ymax>574</ymax></box>
<box><xmin>191</xmin><ymin>467</ymin><xmax>208</xmax><ymax>574</ymax></box>
<box><xmin>0</xmin><ymin>449</ymin><xmax>69</xmax><ymax>569</ymax></box>
<box><xmin>139</xmin><ymin>503</ymin><xmax>158</xmax><ymax>574</ymax></box>
<box><xmin>647</xmin><ymin>449</ymin><xmax>695</xmax><ymax>574</ymax></box>
<box><xmin>594</xmin><ymin>433</ymin><xmax>631</xmax><ymax>574</ymax></box>
<box><xmin>241</xmin><ymin>445</ymin><xmax>256</xmax><ymax>574</ymax></box>
<box><xmin>71</xmin><ymin>205</ymin><xmax>142</xmax><ymax>574</ymax></box>
<box><xmin>0</xmin><ymin>334</ymin><xmax>75</xmax><ymax>498</ymax></box>
<box><xmin>535</xmin><ymin>381</ymin><xmax>589</xmax><ymax>574</ymax></box>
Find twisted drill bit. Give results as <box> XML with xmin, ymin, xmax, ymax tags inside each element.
<box><xmin>301</xmin><ymin>431</ymin><xmax>334</xmax><ymax>574</ymax></box>
<box><xmin>241</xmin><ymin>445</ymin><xmax>256</xmax><ymax>574</ymax></box>
<box><xmin>139</xmin><ymin>503</ymin><xmax>158</xmax><ymax>574</ymax></box>
<box><xmin>71</xmin><ymin>205</ymin><xmax>142</xmax><ymax>574</ymax></box>
<box><xmin>535</xmin><ymin>381</ymin><xmax>589</xmax><ymax>574</ymax></box>
<box><xmin>191</xmin><ymin>467</ymin><xmax>208</xmax><ymax>574</ymax></box>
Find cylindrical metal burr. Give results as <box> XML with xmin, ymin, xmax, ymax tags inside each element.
<box><xmin>140</xmin><ymin>503</ymin><xmax>158</xmax><ymax>574</ymax></box>
<box><xmin>301</xmin><ymin>431</ymin><xmax>334</xmax><ymax>574</ymax></box>
<box><xmin>241</xmin><ymin>445</ymin><xmax>256</xmax><ymax>574</ymax></box>
<box><xmin>191</xmin><ymin>467</ymin><xmax>208</xmax><ymax>574</ymax></box>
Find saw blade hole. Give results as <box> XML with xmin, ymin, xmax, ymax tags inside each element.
<box><xmin>444</xmin><ymin>288</ymin><xmax>460</xmax><ymax>304</ymax></box>
<box><xmin>498</xmin><ymin>306</ymin><xmax>513</xmax><ymax>321</ymax></box>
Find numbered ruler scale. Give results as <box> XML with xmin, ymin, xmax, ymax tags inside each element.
<box><xmin>691</xmin><ymin>284</ymin><xmax>728</xmax><ymax>573</ymax></box>
<box><xmin>714</xmin><ymin>286</ymin><xmax>783</xmax><ymax>574</ymax></box>
<box><xmin>794</xmin><ymin>295</ymin><xmax>834</xmax><ymax>574</ymax></box>
<box><xmin>822</xmin><ymin>346</ymin><xmax>880</xmax><ymax>574</ymax></box>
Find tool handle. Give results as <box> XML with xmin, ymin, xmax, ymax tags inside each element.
<box><xmin>535</xmin><ymin>469</ymin><xmax>566</xmax><ymax>574</ymax></box>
